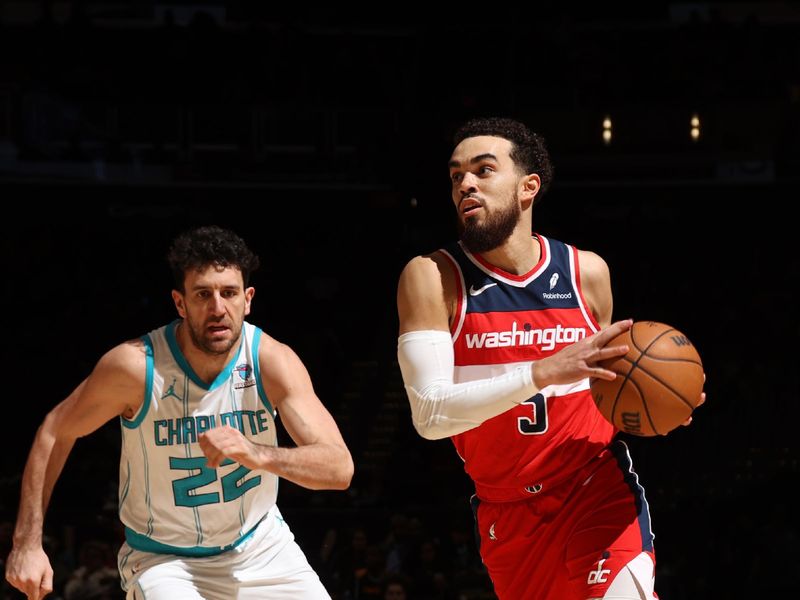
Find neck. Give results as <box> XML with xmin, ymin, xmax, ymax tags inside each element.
<box><xmin>477</xmin><ymin>229</ymin><xmax>540</xmax><ymax>275</ymax></box>
<box><xmin>175</xmin><ymin>321</ymin><xmax>236</xmax><ymax>384</ymax></box>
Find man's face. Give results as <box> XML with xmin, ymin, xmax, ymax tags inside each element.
<box><xmin>448</xmin><ymin>136</ymin><xmax>523</xmax><ymax>253</ymax></box>
<box><xmin>172</xmin><ymin>264</ymin><xmax>254</xmax><ymax>355</ymax></box>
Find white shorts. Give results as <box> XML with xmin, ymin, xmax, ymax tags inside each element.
<box><xmin>117</xmin><ymin>505</ymin><xmax>329</xmax><ymax>599</ymax></box>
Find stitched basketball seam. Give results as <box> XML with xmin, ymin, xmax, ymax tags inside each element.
<box><xmin>633</xmin><ymin>362</ymin><xmax>698</xmax><ymax>411</ymax></box>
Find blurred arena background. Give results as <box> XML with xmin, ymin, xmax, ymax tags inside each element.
<box><xmin>1</xmin><ymin>2</ymin><xmax>798</xmax><ymax>598</ymax></box>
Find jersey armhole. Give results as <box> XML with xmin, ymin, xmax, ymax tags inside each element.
<box><xmin>569</xmin><ymin>246</ymin><xmax>601</xmax><ymax>333</ymax></box>
<box><xmin>252</xmin><ymin>327</ymin><xmax>276</xmax><ymax>420</ymax></box>
<box><xmin>437</xmin><ymin>249</ymin><xmax>466</xmax><ymax>340</ymax></box>
<box><xmin>121</xmin><ymin>334</ymin><xmax>153</xmax><ymax>429</ymax></box>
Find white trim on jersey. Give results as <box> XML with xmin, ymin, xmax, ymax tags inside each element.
<box><xmin>618</xmin><ymin>443</ymin><xmax>655</xmax><ymax>544</ymax></box>
<box><xmin>459</xmin><ymin>235</ymin><xmax>552</xmax><ymax>287</ymax></box>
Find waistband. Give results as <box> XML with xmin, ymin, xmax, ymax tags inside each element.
<box><xmin>474</xmin><ymin>441</ymin><xmax>627</xmax><ymax>504</ymax></box>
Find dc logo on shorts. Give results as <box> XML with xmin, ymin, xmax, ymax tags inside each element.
<box><xmin>587</xmin><ymin>555</ymin><xmax>611</xmax><ymax>584</ymax></box>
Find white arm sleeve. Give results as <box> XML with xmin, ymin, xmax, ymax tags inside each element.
<box><xmin>397</xmin><ymin>330</ymin><xmax>539</xmax><ymax>440</ymax></box>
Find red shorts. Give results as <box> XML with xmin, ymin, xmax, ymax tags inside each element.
<box><xmin>472</xmin><ymin>440</ymin><xmax>656</xmax><ymax>600</ymax></box>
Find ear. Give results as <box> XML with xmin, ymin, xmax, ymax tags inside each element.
<box><xmin>244</xmin><ymin>287</ymin><xmax>255</xmax><ymax>316</ymax></box>
<box><xmin>171</xmin><ymin>289</ymin><xmax>186</xmax><ymax>318</ymax></box>
<box><xmin>520</xmin><ymin>173</ymin><xmax>541</xmax><ymax>208</ymax></box>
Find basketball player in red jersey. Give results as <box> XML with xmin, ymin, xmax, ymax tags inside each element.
<box><xmin>396</xmin><ymin>117</ymin><xmax>704</xmax><ymax>599</ymax></box>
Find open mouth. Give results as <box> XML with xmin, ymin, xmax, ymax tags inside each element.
<box><xmin>460</xmin><ymin>198</ymin><xmax>482</xmax><ymax>215</ymax></box>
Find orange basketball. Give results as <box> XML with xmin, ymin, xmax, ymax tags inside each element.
<box><xmin>590</xmin><ymin>321</ymin><xmax>704</xmax><ymax>436</ymax></box>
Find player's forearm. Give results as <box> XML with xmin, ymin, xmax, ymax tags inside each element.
<box><xmin>13</xmin><ymin>414</ymin><xmax>75</xmax><ymax>549</ymax></box>
<box><xmin>257</xmin><ymin>443</ymin><xmax>353</xmax><ymax>491</ymax></box>
<box><xmin>398</xmin><ymin>330</ymin><xmax>538</xmax><ymax>439</ymax></box>
<box><xmin>403</xmin><ymin>369</ymin><xmax>536</xmax><ymax>440</ymax></box>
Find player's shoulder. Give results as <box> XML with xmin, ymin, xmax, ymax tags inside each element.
<box><xmin>255</xmin><ymin>330</ymin><xmax>280</xmax><ymax>354</ymax></box>
<box><xmin>400</xmin><ymin>251</ymin><xmax>454</xmax><ymax>286</ymax></box>
<box><xmin>546</xmin><ymin>235</ymin><xmax>606</xmax><ymax>267</ymax></box>
<box><xmin>576</xmin><ymin>248</ymin><xmax>610</xmax><ymax>278</ymax></box>
<box><xmin>254</xmin><ymin>331</ymin><xmax>312</xmax><ymax>396</ymax></box>
<box><xmin>255</xmin><ymin>331</ymin><xmax>296</xmax><ymax>368</ymax></box>
<box><xmin>89</xmin><ymin>340</ymin><xmax>148</xmax><ymax>393</ymax></box>
<box><xmin>575</xmin><ymin>249</ymin><xmax>613</xmax><ymax>324</ymax></box>
<box><xmin>94</xmin><ymin>338</ymin><xmax>148</xmax><ymax>382</ymax></box>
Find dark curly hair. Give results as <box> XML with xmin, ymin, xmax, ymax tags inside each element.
<box><xmin>167</xmin><ymin>226</ymin><xmax>260</xmax><ymax>291</ymax></box>
<box><xmin>453</xmin><ymin>117</ymin><xmax>553</xmax><ymax>197</ymax></box>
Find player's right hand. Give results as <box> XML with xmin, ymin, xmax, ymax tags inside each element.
<box><xmin>4</xmin><ymin>545</ymin><xmax>54</xmax><ymax>599</ymax></box>
<box><xmin>532</xmin><ymin>319</ymin><xmax>633</xmax><ymax>388</ymax></box>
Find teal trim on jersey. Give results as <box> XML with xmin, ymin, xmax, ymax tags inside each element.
<box><xmin>121</xmin><ymin>335</ymin><xmax>154</xmax><ymax>429</ymax></box>
<box><xmin>252</xmin><ymin>327</ymin><xmax>275</xmax><ymax>419</ymax></box>
<box><xmin>166</xmin><ymin>320</ymin><xmax>244</xmax><ymax>391</ymax></box>
<box><xmin>124</xmin><ymin>517</ymin><xmax>260</xmax><ymax>557</ymax></box>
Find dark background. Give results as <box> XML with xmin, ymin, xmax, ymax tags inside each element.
<box><xmin>1</xmin><ymin>2</ymin><xmax>799</xmax><ymax>599</ymax></box>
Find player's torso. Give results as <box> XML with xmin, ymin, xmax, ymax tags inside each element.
<box><xmin>445</xmin><ymin>235</ymin><xmax>615</xmax><ymax>502</ymax></box>
<box><xmin>119</xmin><ymin>320</ymin><xmax>277</xmax><ymax>553</ymax></box>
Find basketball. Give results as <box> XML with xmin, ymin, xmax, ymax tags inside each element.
<box><xmin>590</xmin><ymin>321</ymin><xmax>704</xmax><ymax>436</ymax></box>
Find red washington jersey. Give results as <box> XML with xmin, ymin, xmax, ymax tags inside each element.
<box><xmin>443</xmin><ymin>234</ymin><xmax>616</xmax><ymax>502</ymax></box>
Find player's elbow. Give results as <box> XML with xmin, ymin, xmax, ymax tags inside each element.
<box><xmin>412</xmin><ymin>418</ymin><xmax>451</xmax><ymax>441</ymax></box>
<box><xmin>327</xmin><ymin>446</ymin><xmax>354</xmax><ymax>490</ymax></box>
<box><xmin>41</xmin><ymin>404</ymin><xmax>80</xmax><ymax>444</ymax></box>
<box><xmin>414</xmin><ymin>423</ymin><xmax>449</xmax><ymax>441</ymax></box>
<box><xmin>407</xmin><ymin>387</ymin><xmax>454</xmax><ymax>440</ymax></box>
<box><xmin>337</xmin><ymin>451</ymin><xmax>355</xmax><ymax>489</ymax></box>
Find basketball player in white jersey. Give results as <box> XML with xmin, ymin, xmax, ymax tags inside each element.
<box><xmin>5</xmin><ymin>226</ymin><xmax>353</xmax><ymax>600</ymax></box>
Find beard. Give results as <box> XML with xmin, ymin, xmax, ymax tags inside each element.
<box><xmin>458</xmin><ymin>191</ymin><xmax>522</xmax><ymax>253</ymax></box>
<box><xmin>185</xmin><ymin>316</ymin><xmax>242</xmax><ymax>355</ymax></box>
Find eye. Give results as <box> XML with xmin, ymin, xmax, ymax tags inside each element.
<box><xmin>451</xmin><ymin>172</ymin><xmax>463</xmax><ymax>184</ymax></box>
<box><xmin>478</xmin><ymin>165</ymin><xmax>494</xmax><ymax>176</ymax></box>
<box><xmin>197</xmin><ymin>290</ymin><xmax>210</xmax><ymax>299</ymax></box>
<box><xmin>222</xmin><ymin>290</ymin><xmax>238</xmax><ymax>298</ymax></box>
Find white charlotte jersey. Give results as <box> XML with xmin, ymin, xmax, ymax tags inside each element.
<box><xmin>119</xmin><ymin>320</ymin><xmax>277</xmax><ymax>556</ymax></box>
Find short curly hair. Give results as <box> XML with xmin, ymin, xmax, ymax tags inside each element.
<box><xmin>167</xmin><ymin>225</ymin><xmax>260</xmax><ymax>291</ymax></box>
<box><xmin>453</xmin><ymin>117</ymin><xmax>553</xmax><ymax>196</ymax></box>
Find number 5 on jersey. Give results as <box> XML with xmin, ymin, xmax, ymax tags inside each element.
<box><xmin>518</xmin><ymin>393</ymin><xmax>548</xmax><ymax>435</ymax></box>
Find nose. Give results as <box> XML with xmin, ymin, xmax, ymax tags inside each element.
<box><xmin>459</xmin><ymin>172</ymin><xmax>479</xmax><ymax>196</ymax></box>
<box><xmin>209</xmin><ymin>292</ymin><xmax>226</xmax><ymax>316</ymax></box>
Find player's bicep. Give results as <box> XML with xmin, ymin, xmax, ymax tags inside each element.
<box><xmin>259</xmin><ymin>338</ymin><xmax>346</xmax><ymax>448</ymax></box>
<box><xmin>277</xmin><ymin>392</ymin><xmax>346</xmax><ymax>450</ymax></box>
<box><xmin>397</xmin><ymin>254</ymin><xmax>453</xmax><ymax>334</ymax></box>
